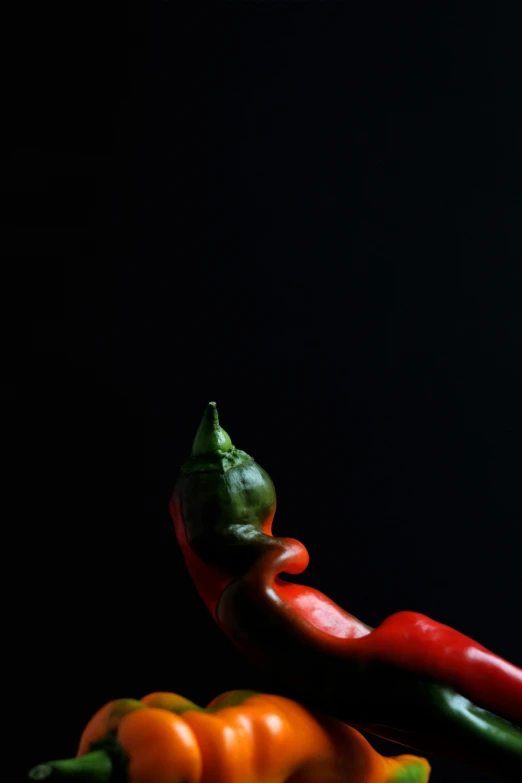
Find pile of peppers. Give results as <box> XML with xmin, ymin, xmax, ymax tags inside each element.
<box><xmin>169</xmin><ymin>402</ymin><xmax>522</xmax><ymax>782</ymax></box>
<box><xmin>29</xmin><ymin>690</ymin><xmax>431</xmax><ymax>783</ymax></box>
<box><xmin>30</xmin><ymin>402</ymin><xmax>521</xmax><ymax>783</ymax></box>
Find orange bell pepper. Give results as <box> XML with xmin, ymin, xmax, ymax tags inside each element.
<box><xmin>29</xmin><ymin>690</ymin><xmax>430</xmax><ymax>783</ymax></box>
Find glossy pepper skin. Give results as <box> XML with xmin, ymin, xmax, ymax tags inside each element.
<box><xmin>170</xmin><ymin>403</ymin><xmax>522</xmax><ymax>782</ymax></box>
<box><xmin>28</xmin><ymin>690</ymin><xmax>431</xmax><ymax>783</ymax></box>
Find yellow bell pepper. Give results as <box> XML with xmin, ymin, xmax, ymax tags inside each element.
<box><xmin>29</xmin><ymin>689</ymin><xmax>430</xmax><ymax>783</ymax></box>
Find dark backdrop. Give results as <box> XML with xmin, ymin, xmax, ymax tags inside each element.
<box><xmin>14</xmin><ymin>3</ymin><xmax>522</xmax><ymax>783</ymax></box>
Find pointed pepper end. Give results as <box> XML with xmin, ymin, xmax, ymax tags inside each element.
<box><xmin>191</xmin><ymin>401</ymin><xmax>233</xmax><ymax>457</ymax></box>
<box><xmin>29</xmin><ymin>766</ymin><xmax>53</xmax><ymax>781</ymax></box>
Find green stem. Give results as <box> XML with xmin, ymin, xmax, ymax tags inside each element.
<box><xmin>28</xmin><ymin>750</ymin><xmax>113</xmax><ymax>782</ymax></box>
<box><xmin>191</xmin><ymin>401</ymin><xmax>233</xmax><ymax>456</ymax></box>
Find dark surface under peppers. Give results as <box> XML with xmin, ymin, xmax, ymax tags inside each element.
<box><xmin>170</xmin><ymin>403</ymin><xmax>522</xmax><ymax>782</ymax></box>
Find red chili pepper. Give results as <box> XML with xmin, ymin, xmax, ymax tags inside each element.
<box><xmin>170</xmin><ymin>403</ymin><xmax>522</xmax><ymax>781</ymax></box>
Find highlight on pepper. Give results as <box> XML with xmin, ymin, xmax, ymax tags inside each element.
<box><xmin>170</xmin><ymin>402</ymin><xmax>522</xmax><ymax>782</ymax></box>
<box><xmin>28</xmin><ymin>689</ymin><xmax>431</xmax><ymax>783</ymax></box>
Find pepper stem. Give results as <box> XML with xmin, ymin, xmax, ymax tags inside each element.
<box><xmin>191</xmin><ymin>401</ymin><xmax>233</xmax><ymax>456</ymax></box>
<box><xmin>28</xmin><ymin>750</ymin><xmax>113</xmax><ymax>782</ymax></box>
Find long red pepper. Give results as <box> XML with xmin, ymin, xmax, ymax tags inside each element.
<box><xmin>173</xmin><ymin>496</ymin><xmax>522</xmax><ymax>723</ymax></box>
<box><xmin>170</xmin><ymin>403</ymin><xmax>522</xmax><ymax>780</ymax></box>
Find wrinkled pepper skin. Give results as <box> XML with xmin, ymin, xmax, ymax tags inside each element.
<box><xmin>170</xmin><ymin>403</ymin><xmax>522</xmax><ymax>782</ymax></box>
<box><xmin>29</xmin><ymin>690</ymin><xmax>431</xmax><ymax>783</ymax></box>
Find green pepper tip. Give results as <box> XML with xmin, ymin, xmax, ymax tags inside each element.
<box><xmin>191</xmin><ymin>401</ymin><xmax>233</xmax><ymax>457</ymax></box>
<box><xmin>29</xmin><ymin>765</ymin><xmax>52</xmax><ymax>780</ymax></box>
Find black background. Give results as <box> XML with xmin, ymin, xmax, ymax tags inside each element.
<box><xmin>12</xmin><ymin>3</ymin><xmax>522</xmax><ymax>783</ymax></box>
